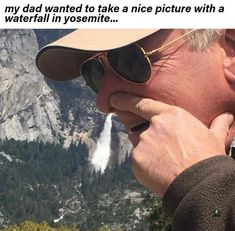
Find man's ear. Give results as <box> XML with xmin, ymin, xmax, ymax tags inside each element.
<box><xmin>222</xmin><ymin>30</ymin><xmax>235</xmax><ymax>83</ymax></box>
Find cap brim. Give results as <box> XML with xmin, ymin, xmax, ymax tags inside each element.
<box><xmin>36</xmin><ymin>29</ymin><xmax>159</xmax><ymax>81</ymax></box>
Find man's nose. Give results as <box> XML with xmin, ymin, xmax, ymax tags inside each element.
<box><xmin>96</xmin><ymin>59</ymin><xmax>147</xmax><ymax>114</ymax></box>
<box><xmin>96</xmin><ymin>67</ymin><xmax>122</xmax><ymax>114</ymax></box>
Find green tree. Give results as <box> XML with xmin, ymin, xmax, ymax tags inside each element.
<box><xmin>143</xmin><ymin>193</ymin><xmax>172</xmax><ymax>231</ymax></box>
<box><xmin>0</xmin><ymin>220</ymin><xmax>80</xmax><ymax>231</ymax></box>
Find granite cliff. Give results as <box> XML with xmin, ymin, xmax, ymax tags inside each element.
<box><xmin>0</xmin><ymin>29</ymin><xmax>61</xmax><ymax>143</ymax></box>
<box><xmin>0</xmin><ymin>29</ymin><xmax>131</xmax><ymax>169</ymax></box>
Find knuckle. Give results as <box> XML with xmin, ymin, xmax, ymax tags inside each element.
<box><xmin>149</xmin><ymin>116</ymin><xmax>162</xmax><ymax>131</ymax></box>
<box><xmin>150</xmin><ymin>115</ymin><xmax>159</xmax><ymax>125</ymax></box>
<box><xmin>135</xmin><ymin>98</ymin><xmax>153</xmax><ymax>112</ymax></box>
<box><xmin>168</xmin><ymin>105</ymin><xmax>184</xmax><ymax>116</ymax></box>
<box><xmin>139</xmin><ymin>130</ymin><xmax>149</xmax><ymax>142</ymax></box>
<box><xmin>150</xmin><ymin>115</ymin><xmax>164</xmax><ymax>131</ymax></box>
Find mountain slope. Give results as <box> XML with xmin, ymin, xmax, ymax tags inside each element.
<box><xmin>0</xmin><ymin>29</ymin><xmax>61</xmax><ymax>143</ymax></box>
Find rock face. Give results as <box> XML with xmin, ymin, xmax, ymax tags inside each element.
<box><xmin>0</xmin><ymin>29</ymin><xmax>132</xmax><ymax>170</ymax></box>
<box><xmin>0</xmin><ymin>29</ymin><xmax>61</xmax><ymax>143</ymax></box>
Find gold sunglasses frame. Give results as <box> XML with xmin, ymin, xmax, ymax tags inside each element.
<box><xmin>80</xmin><ymin>29</ymin><xmax>198</xmax><ymax>93</ymax></box>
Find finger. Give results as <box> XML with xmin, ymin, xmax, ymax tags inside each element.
<box><xmin>110</xmin><ymin>93</ymin><xmax>171</xmax><ymax>120</ymax></box>
<box><xmin>209</xmin><ymin>112</ymin><xmax>234</xmax><ymax>142</ymax></box>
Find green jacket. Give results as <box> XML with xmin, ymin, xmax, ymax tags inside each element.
<box><xmin>163</xmin><ymin>155</ymin><xmax>235</xmax><ymax>231</ymax></box>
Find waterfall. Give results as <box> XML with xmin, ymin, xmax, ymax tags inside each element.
<box><xmin>91</xmin><ymin>113</ymin><xmax>113</xmax><ymax>173</ymax></box>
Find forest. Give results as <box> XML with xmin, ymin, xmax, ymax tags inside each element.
<box><xmin>0</xmin><ymin>139</ymin><xmax>170</xmax><ymax>230</ymax></box>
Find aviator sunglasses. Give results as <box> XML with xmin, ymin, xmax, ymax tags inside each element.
<box><xmin>80</xmin><ymin>29</ymin><xmax>197</xmax><ymax>93</ymax></box>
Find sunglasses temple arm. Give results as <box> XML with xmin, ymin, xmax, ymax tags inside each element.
<box><xmin>145</xmin><ymin>29</ymin><xmax>197</xmax><ymax>56</ymax></box>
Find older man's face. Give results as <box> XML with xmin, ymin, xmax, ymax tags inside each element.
<box><xmin>96</xmin><ymin>29</ymin><xmax>230</xmax><ymax>142</ymax></box>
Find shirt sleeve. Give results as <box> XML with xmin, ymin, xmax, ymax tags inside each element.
<box><xmin>162</xmin><ymin>155</ymin><xmax>235</xmax><ymax>231</ymax></box>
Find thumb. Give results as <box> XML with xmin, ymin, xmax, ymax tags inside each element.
<box><xmin>209</xmin><ymin>113</ymin><xmax>234</xmax><ymax>142</ymax></box>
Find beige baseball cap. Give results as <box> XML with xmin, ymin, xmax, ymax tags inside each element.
<box><xmin>36</xmin><ymin>29</ymin><xmax>159</xmax><ymax>81</ymax></box>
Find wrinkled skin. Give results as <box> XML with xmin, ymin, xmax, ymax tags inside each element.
<box><xmin>110</xmin><ymin>93</ymin><xmax>233</xmax><ymax>197</ymax></box>
<box><xmin>95</xmin><ymin>29</ymin><xmax>235</xmax><ymax>196</ymax></box>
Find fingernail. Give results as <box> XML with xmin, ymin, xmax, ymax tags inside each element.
<box><xmin>226</xmin><ymin>113</ymin><xmax>234</xmax><ymax>124</ymax></box>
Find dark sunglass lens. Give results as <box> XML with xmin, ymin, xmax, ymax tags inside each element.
<box><xmin>108</xmin><ymin>45</ymin><xmax>151</xmax><ymax>83</ymax></box>
<box><xmin>80</xmin><ymin>59</ymin><xmax>105</xmax><ymax>93</ymax></box>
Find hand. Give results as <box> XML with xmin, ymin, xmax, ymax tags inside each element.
<box><xmin>110</xmin><ymin>93</ymin><xmax>233</xmax><ymax>197</ymax></box>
